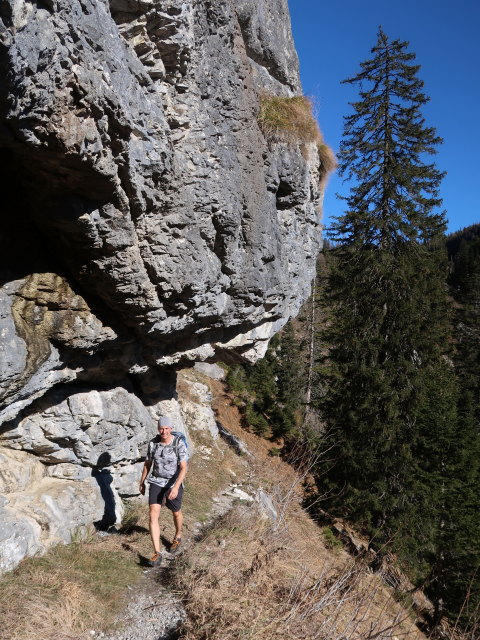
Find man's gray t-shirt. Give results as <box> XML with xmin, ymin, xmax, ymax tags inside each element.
<box><xmin>146</xmin><ymin>436</ymin><xmax>187</xmax><ymax>487</ymax></box>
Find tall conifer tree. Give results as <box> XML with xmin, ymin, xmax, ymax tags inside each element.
<box><xmin>321</xmin><ymin>29</ymin><xmax>455</xmax><ymax>578</ymax></box>
<box><xmin>332</xmin><ymin>27</ymin><xmax>445</xmax><ymax>245</ymax></box>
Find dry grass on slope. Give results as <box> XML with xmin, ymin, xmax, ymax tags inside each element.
<box><xmin>0</xmin><ymin>530</ymin><xmax>143</xmax><ymax>640</ymax></box>
<box><xmin>171</xmin><ymin>459</ymin><xmax>424</xmax><ymax>640</ymax></box>
<box><xmin>172</xmin><ymin>377</ymin><xmax>426</xmax><ymax>640</ymax></box>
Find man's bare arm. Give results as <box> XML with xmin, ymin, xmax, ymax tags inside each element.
<box><xmin>139</xmin><ymin>460</ymin><xmax>151</xmax><ymax>495</ymax></box>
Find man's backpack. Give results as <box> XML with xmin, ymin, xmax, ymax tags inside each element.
<box><xmin>171</xmin><ymin>431</ymin><xmax>189</xmax><ymax>462</ymax></box>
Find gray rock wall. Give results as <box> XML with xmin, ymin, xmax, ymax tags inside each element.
<box><xmin>0</xmin><ymin>0</ymin><xmax>326</xmax><ymax>570</ymax></box>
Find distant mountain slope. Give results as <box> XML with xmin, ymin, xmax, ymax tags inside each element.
<box><xmin>446</xmin><ymin>223</ymin><xmax>480</xmax><ymax>276</ymax></box>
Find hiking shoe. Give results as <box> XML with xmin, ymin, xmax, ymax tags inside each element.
<box><xmin>149</xmin><ymin>551</ymin><xmax>162</xmax><ymax>567</ymax></box>
<box><xmin>170</xmin><ymin>537</ymin><xmax>181</xmax><ymax>553</ymax></box>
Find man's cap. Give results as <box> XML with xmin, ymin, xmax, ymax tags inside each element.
<box><xmin>158</xmin><ymin>415</ymin><xmax>173</xmax><ymax>428</ymax></box>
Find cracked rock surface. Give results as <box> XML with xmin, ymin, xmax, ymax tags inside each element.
<box><xmin>0</xmin><ymin>0</ymin><xmax>325</xmax><ymax>571</ymax></box>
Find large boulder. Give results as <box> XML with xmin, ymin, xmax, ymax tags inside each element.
<box><xmin>0</xmin><ymin>447</ymin><xmax>105</xmax><ymax>573</ymax></box>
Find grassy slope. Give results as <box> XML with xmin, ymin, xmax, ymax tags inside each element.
<box><xmin>180</xmin><ymin>374</ymin><xmax>426</xmax><ymax>640</ymax></box>
<box><xmin>0</xmin><ymin>368</ymin><xmax>427</xmax><ymax>640</ymax></box>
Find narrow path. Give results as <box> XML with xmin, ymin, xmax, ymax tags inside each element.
<box><xmin>102</xmin><ymin>483</ymin><xmax>253</xmax><ymax>640</ymax></box>
<box><xmin>102</xmin><ymin>570</ymin><xmax>184</xmax><ymax>640</ymax></box>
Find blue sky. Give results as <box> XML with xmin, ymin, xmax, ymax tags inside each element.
<box><xmin>288</xmin><ymin>0</ymin><xmax>480</xmax><ymax>234</ymax></box>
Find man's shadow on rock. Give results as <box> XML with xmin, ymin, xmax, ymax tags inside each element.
<box><xmin>92</xmin><ymin>452</ymin><xmax>117</xmax><ymax>532</ymax></box>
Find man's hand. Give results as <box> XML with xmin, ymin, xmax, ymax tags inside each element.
<box><xmin>139</xmin><ymin>481</ymin><xmax>146</xmax><ymax>495</ymax></box>
<box><xmin>168</xmin><ymin>484</ymin><xmax>179</xmax><ymax>500</ymax></box>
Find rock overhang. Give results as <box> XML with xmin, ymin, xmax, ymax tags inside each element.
<box><xmin>0</xmin><ymin>0</ymin><xmax>323</xmax><ymax>385</ymax></box>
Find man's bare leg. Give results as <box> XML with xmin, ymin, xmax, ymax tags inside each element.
<box><xmin>149</xmin><ymin>504</ymin><xmax>162</xmax><ymax>553</ymax></box>
<box><xmin>172</xmin><ymin>510</ymin><xmax>183</xmax><ymax>540</ymax></box>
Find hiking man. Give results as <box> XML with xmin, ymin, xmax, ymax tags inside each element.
<box><xmin>139</xmin><ymin>415</ymin><xmax>187</xmax><ymax>564</ymax></box>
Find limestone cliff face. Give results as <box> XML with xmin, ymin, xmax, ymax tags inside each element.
<box><xmin>0</xmin><ymin>0</ymin><xmax>325</xmax><ymax>570</ymax></box>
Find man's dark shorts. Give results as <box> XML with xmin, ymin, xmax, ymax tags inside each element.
<box><xmin>148</xmin><ymin>483</ymin><xmax>184</xmax><ymax>512</ymax></box>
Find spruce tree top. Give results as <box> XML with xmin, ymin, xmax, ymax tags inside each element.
<box><xmin>331</xmin><ymin>27</ymin><xmax>446</xmax><ymax>248</ymax></box>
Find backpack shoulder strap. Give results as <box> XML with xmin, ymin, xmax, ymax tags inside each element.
<box><xmin>173</xmin><ymin>434</ymin><xmax>181</xmax><ymax>461</ymax></box>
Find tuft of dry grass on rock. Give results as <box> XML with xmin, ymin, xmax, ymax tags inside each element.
<box><xmin>259</xmin><ymin>95</ymin><xmax>320</xmax><ymax>143</ymax></box>
<box><xmin>258</xmin><ymin>95</ymin><xmax>336</xmax><ymax>178</ymax></box>
<box><xmin>317</xmin><ymin>141</ymin><xmax>338</xmax><ymax>175</ymax></box>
